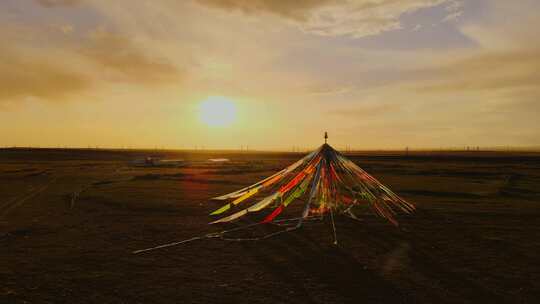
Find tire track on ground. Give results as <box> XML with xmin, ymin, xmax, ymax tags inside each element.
<box><xmin>0</xmin><ymin>177</ymin><xmax>57</xmax><ymax>217</ymax></box>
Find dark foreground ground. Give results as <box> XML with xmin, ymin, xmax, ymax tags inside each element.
<box><xmin>1</xmin><ymin>148</ymin><xmax>539</xmax><ymax>303</ymax></box>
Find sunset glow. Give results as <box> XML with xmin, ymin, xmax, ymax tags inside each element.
<box><xmin>0</xmin><ymin>0</ymin><xmax>539</xmax><ymax>150</ymax></box>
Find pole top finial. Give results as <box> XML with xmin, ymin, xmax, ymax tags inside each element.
<box><xmin>324</xmin><ymin>131</ymin><xmax>328</xmax><ymax>144</ymax></box>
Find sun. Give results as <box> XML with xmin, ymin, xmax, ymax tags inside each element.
<box><xmin>198</xmin><ymin>96</ymin><xmax>237</xmax><ymax>127</ymax></box>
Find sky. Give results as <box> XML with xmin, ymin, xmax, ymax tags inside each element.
<box><xmin>1</xmin><ymin>0</ymin><xmax>539</xmax><ymax>150</ymax></box>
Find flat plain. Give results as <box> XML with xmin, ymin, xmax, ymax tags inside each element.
<box><xmin>1</xmin><ymin>148</ymin><xmax>539</xmax><ymax>303</ymax></box>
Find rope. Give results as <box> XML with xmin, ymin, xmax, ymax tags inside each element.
<box><xmin>132</xmin><ymin>216</ymin><xmax>323</xmax><ymax>254</ymax></box>
<box><xmin>330</xmin><ymin>207</ymin><xmax>338</xmax><ymax>245</ymax></box>
<box><xmin>132</xmin><ymin>236</ymin><xmax>207</xmax><ymax>254</ymax></box>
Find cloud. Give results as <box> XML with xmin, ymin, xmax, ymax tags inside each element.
<box><xmin>415</xmin><ymin>0</ymin><xmax>540</xmax><ymax>94</ymax></box>
<box><xmin>80</xmin><ymin>30</ymin><xmax>183</xmax><ymax>85</ymax></box>
<box><xmin>0</xmin><ymin>27</ymin><xmax>183</xmax><ymax>104</ymax></box>
<box><xmin>196</xmin><ymin>0</ymin><xmax>336</xmax><ymax>21</ymax></box>
<box><xmin>5</xmin><ymin>0</ymin><xmax>539</xmax><ymax>149</ymax></box>
<box><xmin>457</xmin><ymin>0</ymin><xmax>539</xmax><ymax>50</ymax></box>
<box><xmin>35</xmin><ymin>0</ymin><xmax>80</xmax><ymax>7</ymax></box>
<box><xmin>0</xmin><ymin>1</ymin><xmax>187</xmax><ymax>105</ymax></box>
<box><xmin>198</xmin><ymin>0</ymin><xmax>450</xmax><ymax>38</ymax></box>
<box><xmin>417</xmin><ymin>49</ymin><xmax>540</xmax><ymax>92</ymax></box>
<box><xmin>59</xmin><ymin>24</ymin><xmax>74</xmax><ymax>34</ymax></box>
<box><xmin>0</xmin><ymin>48</ymin><xmax>90</xmax><ymax>103</ymax></box>
<box><xmin>442</xmin><ymin>0</ymin><xmax>463</xmax><ymax>22</ymax></box>
<box><xmin>330</xmin><ymin>102</ymin><xmax>403</xmax><ymax>118</ymax></box>
<box><xmin>442</xmin><ymin>11</ymin><xmax>462</xmax><ymax>22</ymax></box>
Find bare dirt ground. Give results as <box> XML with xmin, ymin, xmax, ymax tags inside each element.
<box><xmin>1</xmin><ymin>148</ymin><xmax>539</xmax><ymax>303</ymax></box>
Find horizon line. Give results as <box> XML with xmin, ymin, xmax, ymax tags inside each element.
<box><xmin>2</xmin><ymin>145</ymin><xmax>540</xmax><ymax>153</ymax></box>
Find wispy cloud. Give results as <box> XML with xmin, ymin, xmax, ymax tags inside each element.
<box><xmin>196</xmin><ymin>0</ymin><xmax>335</xmax><ymax>21</ymax></box>
<box><xmin>35</xmin><ymin>0</ymin><xmax>80</xmax><ymax>8</ymax></box>
<box><xmin>0</xmin><ymin>48</ymin><xmax>90</xmax><ymax>103</ymax></box>
<box><xmin>0</xmin><ymin>26</ymin><xmax>183</xmax><ymax>104</ymax></box>
<box><xmin>417</xmin><ymin>49</ymin><xmax>540</xmax><ymax>92</ymax></box>
<box><xmin>330</xmin><ymin>102</ymin><xmax>403</xmax><ymax>118</ymax></box>
<box><xmin>1</xmin><ymin>0</ymin><xmax>539</xmax><ymax>148</ymax></box>
<box><xmin>198</xmin><ymin>0</ymin><xmax>452</xmax><ymax>38</ymax></box>
<box><xmin>80</xmin><ymin>30</ymin><xmax>183</xmax><ymax>85</ymax></box>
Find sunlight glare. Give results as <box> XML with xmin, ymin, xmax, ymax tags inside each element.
<box><xmin>198</xmin><ymin>96</ymin><xmax>237</xmax><ymax>127</ymax></box>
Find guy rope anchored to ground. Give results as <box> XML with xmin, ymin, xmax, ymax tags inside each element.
<box><xmin>133</xmin><ymin>133</ymin><xmax>414</xmax><ymax>254</ymax></box>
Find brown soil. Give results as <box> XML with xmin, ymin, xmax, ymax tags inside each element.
<box><xmin>1</xmin><ymin>148</ymin><xmax>539</xmax><ymax>303</ymax></box>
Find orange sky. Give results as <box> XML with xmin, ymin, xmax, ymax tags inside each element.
<box><xmin>1</xmin><ymin>0</ymin><xmax>539</xmax><ymax>150</ymax></box>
